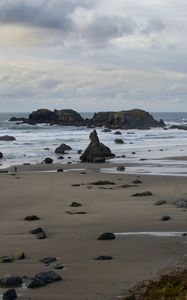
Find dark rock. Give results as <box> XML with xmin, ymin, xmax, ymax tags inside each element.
<box><xmin>3</xmin><ymin>289</ymin><xmax>17</xmax><ymax>300</ymax></box>
<box><xmin>131</xmin><ymin>152</ymin><xmax>136</xmax><ymax>154</ymax></box>
<box><xmin>36</xmin><ymin>271</ymin><xmax>61</xmax><ymax>284</ymax></box>
<box><xmin>37</xmin><ymin>232</ymin><xmax>46</xmax><ymax>239</ymax></box>
<box><xmin>0</xmin><ymin>275</ymin><xmax>22</xmax><ymax>287</ymax></box>
<box><xmin>71</xmin><ymin>184</ymin><xmax>81</xmax><ymax>187</ymax></box>
<box><xmin>114</xmin><ymin>139</ymin><xmax>124</xmax><ymax>144</ymax></box>
<box><xmin>57</xmin><ymin>168</ymin><xmax>64</xmax><ymax>172</ymax></box>
<box><xmin>39</xmin><ymin>257</ymin><xmax>56</xmax><ymax>264</ymax></box>
<box><xmin>116</xmin><ymin>166</ymin><xmax>125</xmax><ymax>171</ymax></box>
<box><xmin>0</xmin><ymin>136</ymin><xmax>16</xmax><ymax>141</ymax></box>
<box><xmin>0</xmin><ymin>256</ymin><xmax>13</xmax><ymax>263</ymax></box>
<box><xmin>161</xmin><ymin>215</ymin><xmax>171</xmax><ymax>221</ymax></box>
<box><xmin>43</xmin><ymin>157</ymin><xmax>53</xmax><ymax>164</ymax></box>
<box><xmin>44</xmin><ymin>148</ymin><xmax>50</xmax><ymax>150</ymax></box>
<box><xmin>154</xmin><ymin>200</ymin><xmax>167</xmax><ymax>206</ymax></box>
<box><xmin>55</xmin><ymin>143</ymin><xmax>72</xmax><ymax>154</ymax></box>
<box><xmin>95</xmin><ymin>256</ymin><xmax>113</xmax><ymax>260</ymax></box>
<box><xmin>171</xmin><ymin>199</ymin><xmax>187</xmax><ymax>208</ymax></box>
<box><xmin>101</xmin><ymin>128</ymin><xmax>112</xmax><ymax>133</ymax></box>
<box><xmin>90</xmin><ymin>180</ymin><xmax>115</xmax><ymax>185</ymax></box>
<box><xmin>97</xmin><ymin>232</ymin><xmax>116</xmax><ymax>240</ymax></box>
<box><xmin>54</xmin><ymin>264</ymin><xmax>64</xmax><ymax>270</ymax></box>
<box><xmin>30</xmin><ymin>227</ymin><xmax>44</xmax><ymax>234</ymax></box>
<box><xmin>132</xmin><ymin>191</ymin><xmax>152</xmax><ymax>197</ymax></box>
<box><xmin>9</xmin><ymin>117</ymin><xmax>27</xmax><ymax>122</ymax></box>
<box><xmin>132</xmin><ymin>180</ymin><xmax>142</xmax><ymax>184</ymax></box>
<box><xmin>77</xmin><ymin>150</ymin><xmax>82</xmax><ymax>154</ymax></box>
<box><xmin>22</xmin><ymin>163</ymin><xmax>30</xmax><ymax>165</ymax></box>
<box><xmin>70</xmin><ymin>202</ymin><xmax>82</xmax><ymax>207</ymax></box>
<box><xmin>29</xmin><ymin>109</ymin><xmax>85</xmax><ymax>126</ymax></box>
<box><xmin>26</xmin><ymin>277</ymin><xmax>46</xmax><ymax>288</ymax></box>
<box><xmin>24</xmin><ymin>215</ymin><xmax>40</xmax><ymax>221</ymax></box>
<box><xmin>91</xmin><ymin>109</ymin><xmax>165</xmax><ymax>129</ymax></box>
<box><xmin>66</xmin><ymin>211</ymin><xmax>87</xmax><ymax>215</ymax></box>
<box><xmin>169</xmin><ymin>125</ymin><xmax>187</xmax><ymax>130</ymax></box>
<box><xmin>13</xmin><ymin>252</ymin><xmax>25</xmax><ymax>260</ymax></box>
<box><xmin>113</xmin><ymin>131</ymin><xmax>122</xmax><ymax>135</ymax></box>
<box><xmin>80</xmin><ymin>130</ymin><xmax>115</xmax><ymax>162</ymax></box>
<box><xmin>57</xmin><ymin>156</ymin><xmax>64</xmax><ymax>160</ymax></box>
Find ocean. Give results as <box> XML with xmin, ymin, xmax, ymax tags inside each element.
<box><xmin>0</xmin><ymin>112</ymin><xmax>187</xmax><ymax>175</ymax></box>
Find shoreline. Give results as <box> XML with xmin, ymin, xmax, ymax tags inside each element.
<box><xmin>0</xmin><ymin>163</ymin><xmax>187</xmax><ymax>299</ymax></box>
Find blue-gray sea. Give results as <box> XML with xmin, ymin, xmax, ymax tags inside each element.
<box><xmin>0</xmin><ymin>112</ymin><xmax>187</xmax><ymax>175</ymax></box>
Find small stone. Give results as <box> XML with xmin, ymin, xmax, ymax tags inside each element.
<box><xmin>114</xmin><ymin>139</ymin><xmax>124</xmax><ymax>144</ymax></box>
<box><xmin>70</xmin><ymin>202</ymin><xmax>82</xmax><ymax>207</ymax></box>
<box><xmin>36</xmin><ymin>271</ymin><xmax>62</xmax><ymax>284</ymax></box>
<box><xmin>37</xmin><ymin>232</ymin><xmax>46</xmax><ymax>239</ymax></box>
<box><xmin>24</xmin><ymin>215</ymin><xmax>40</xmax><ymax>221</ymax></box>
<box><xmin>0</xmin><ymin>256</ymin><xmax>13</xmax><ymax>263</ymax></box>
<box><xmin>95</xmin><ymin>256</ymin><xmax>113</xmax><ymax>260</ymax></box>
<box><xmin>154</xmin><ymin>200</ymin><xmax>167</xmax><ymax>206</ymax></box>
<box><xmin>43</xmin><ymin>157</ymin><xmax>53</xmax><ymax>164</ymax></box>
<box><xmin>54</xmin><ymin>264</ymin><xmax>64</xmax><ymax>270</ymax></box>
<box><xmin>57</xmin><ymin>168</ymin><xmax>63</xmax><ymax>172</ymax></box>
<box><xmin>30</xmin><ymin>227</ymin><xmax>44</xmax><ymax>234</ymax></box>
<box><xmin>161</xmin><ymin>215</ymin><xmax>171</xmax><ymax>221</ymax></box>
<box><xmin>3</xmin><ymin>289</ymin><xmax>17</xmax><ymax>300</ymax></box>
<box><xmin>113</xmin><ymin>131</ymin><xmax>122</xmax><ymax>135</ymax></box>
<box><xmin>97</xmin><ymin>232</ymin><xmax>116</xmax><ymax>240</ymax></box>
<box><xmin>90</xmin><ymin>180</ymin><xmax>115</xmax><ymax>185</ymax></box>
<box><xmin>0</xmin><ymin>275</ymin><xmax>22</xmax><ymax>287</ymax></box>
<box><xmin>132</xmin><ymin>191</ymin><xmax>152</xmax><ymax>197</ymax></box>
<box><xmin>116</xmin><ymin>166</ymin><xmax>125</xmax><ymax>171</ymax></box>
<box><xmin>26</xmin><ymin>277</ymin><xmax>46</xmax><ymax>288</ymax></box>
<box><xmin>13</xmin><ymin>252</ymin><xmax>25</xmax><ymax>260</ymax></box>
<box><xmin>132</xmin><ymin>180</ymin><xmax>142</xmax><ymax>184</ymax></box>
<box><xmin>39</xmin><ymin>257</ymin><xmax>56</xmax><ymax>264</ymax></box>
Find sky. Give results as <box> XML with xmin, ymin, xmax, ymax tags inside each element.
<box><xmin>0</xmin><ymin>0</ymin><xmax>187</xmax><ymax>112</ymax></box>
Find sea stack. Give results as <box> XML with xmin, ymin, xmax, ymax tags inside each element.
<box><xmin>80</xmin><ymin>130</ymin><xmax>115</xmax><ymax>162</ymax></box>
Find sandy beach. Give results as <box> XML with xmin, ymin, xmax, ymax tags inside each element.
<box><xmin>0</xmin><ymin>163</ymin><xmax>187</xmax><ymax>299</ymax></box>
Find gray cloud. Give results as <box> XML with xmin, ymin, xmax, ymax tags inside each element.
<box><xmin>142</xmin><ymin>19</ymin><xmax>166</xmax><ymax>35</ymax></box>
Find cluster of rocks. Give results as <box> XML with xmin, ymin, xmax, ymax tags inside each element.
<box><xmin>10</xmin><ymin>108</ymin><xmax>165</xmax><ymax>129</ymax></box>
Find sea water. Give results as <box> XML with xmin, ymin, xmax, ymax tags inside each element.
<box><xmin>0</xmin><ymin>112</ymin><xmax>187</xmax><ymax>175</ymax></box>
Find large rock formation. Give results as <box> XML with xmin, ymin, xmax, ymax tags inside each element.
<box><xmin>29</xmin><ymin>109</ymin><xmax>85</xmax><ymax>126</ymax></box>
<box><xmin>80</xmin><ymin>130</ymin><xmax>115</xmax><ymax>162</ymax></box>
<box><xmin>90</xmin><ymin>109</ymin><xmax>165</xmax><ymax>129</ymax></box>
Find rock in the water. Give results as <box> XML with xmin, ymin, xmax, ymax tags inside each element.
<box><xmin>113</xmin><ymin>131</ymin><xmax>122</xmax><ymax>135</ymax></box>
<box><xmin>0</xmin><ymin>152</ymin><xmax>3</xmax><ymax>158</ymax></box>
<box><xmin>169</xmin><ymin>125</ymin><xmax>187</xmax><ymax>130</ymax></box>
<box><xmin>80</xmin><ymin>130</ymin><xmax>115</xmax><ymax>162</ymax></box>
<box><xmin>114</xmin><ymin>139</ymin><xmax>124</xmax><ymax>144</ymax></box>
<box><xmin>57</xmin><ymin>156</ymin><xmax>64</xmax><ymax>160</ymax></box>
<box><xmin>57</xmin><ymin>168</ymin><xmax>64</xmax><ymax>172</ymax></box>
<box><xmin>101</xmin><ymin>128</ymin><xmax>112</xmax><ymax>133</ymax></box>
<box><xmin>0</xmin><ymin>275</ymin><xmax>22</xmax><ymax>287</ymax></box>
<box><xmin>97</xmin><ymin>232</ymin><xmax>116</xmax><ymax>240</ymax></box>
<box><xmin>39</xmin><ymin>257</ymin><xmax>56</xmax><ymax>264</ymax></box>
<box><xmin>132</xmin><ymin>191</ymin><xmax>152</xmax><ymax>197</ymax></box>
<box><xmin>0</xmin><ymin>136</ymin><xmax>16</xmax><ymax>141</ymax></box>
<box><xmin>55</xmin><ymin>143</ymin><xmax>72</xmax><ymax>154</ymax></box>
<box><xmin>29</xmin><ymin>109</ymin><xmax>85</xmax><ymax>126</ymax></box>
<box><xmin>116</xmin><ymin>166</ymin><xmax>125</xmax><ymax>171</ymax></box>
<box><xmin>91</xmin><ymin>109</ymin><xmax>165</xmax><ymax>129</ymax></box>
<box><xmin>3</xmin><ymin>289</ymin><xmax>17</xmax><ymax>300</ymax></box>
<box><xmin>161</xmin><ymin>215</ymin><xmax>171</xmax><ymax>221</ymax></box>
<box><xmin>95</xmin><ymin>256</ymin><xmax>113</xmax><ymax>260</ymax></box>
<box><xmin>24</xmin><ymin>215</ymin><xmax>40</xmax><ymax>221</ymax></box>
<box><xmin>43</xmin><ymin>157</ymin><xmax>53</xmax><ymax>164</ymax></box>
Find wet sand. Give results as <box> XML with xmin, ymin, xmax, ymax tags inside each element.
<box><xmin>0</xmin><ymin>164</ymin><xmax>187</xmax><ymax>299</ymax></box>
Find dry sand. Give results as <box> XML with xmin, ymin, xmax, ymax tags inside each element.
<box><xmin>0</xmin><ymin>164</ymin><xmax>187</xmax><ymax>299</ymax></box>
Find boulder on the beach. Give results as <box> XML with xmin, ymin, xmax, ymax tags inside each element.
<box><xmin>3</xmin><ymin>289</ymin><xmax>17</xmax><ymax>300</ymax></box>
<box><xmin>80</xmin><ymin>130</ymin><xmax>115</xmax><ymax>162</ymax></box>
<box><xmin>43</xmin><ymin>157</ymin><xmax>53</xmax><ymax>164</ymax></box>
<box><xmin>0</xmin><ymin>152</ymin><xmax>3</xmax><ymax>159</ymax></box>
<box><xmin>26</xmin><ymin>277</ymin><xmax>46</xmax><ymax>288</ymax></box>
<box><xmin>161</xmin><ymin>215</ymin><xmax>171</xmax><ymax>221</ymax></box>
<box><xmin>116</xmin><ymin>166</ymin><xmax>125</xmax><ymax>171</ymax></box>
<box><xmin>36</xmin><ymin>271</ymin><xmax>62</xmax><ymax>284</ymax></box>
<box><xmin>55</xmin><ymin>143</ymin><xmax>72</xmax><ymax>154</ymax></box>
<box><xmin>132</xmin><ymin>191</ymin><xmax>152</xmax><ymax>197</ymax></box>
<box><xmin>0</xmin><ymin>136</ymin><xmax>16</xmax><ymax>141</ymax></box>
<box><xmin>39</xmin><ymin>257</ymin><xmax>57</xmax><ymax>264</ymax></box>
<box><xmin>97</xmin><ymin>232</ymin><xmax>116</xmax><ymax>240</ymax></box>
<box><xmin>95</xmin><ymin>256</ymin><xmax>113</xmax><ymax>260</ymax></box>
<box><xmin>0</xmin><ymin>275</ymin><xmax>22</xmax><ymax>287</ymax></box>
<box><xmin>13</xmin><ymin>252</ymin><xmax>25</xmax><ymax>260</ymax></box>
<box><xmin>24</xmin><ymin>215</ymin><xmax>40</xmax><ymax>221</ymax></box>
<box><xmin>0</xmin><ymin>256</ymin><xmax>13</xmax><ymax>263</ymax></box>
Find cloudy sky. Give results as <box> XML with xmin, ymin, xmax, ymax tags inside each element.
<box><xmin>0</xmin><ymin>0</ymin><xmax>187</xmax><ymax>112</ymax></box>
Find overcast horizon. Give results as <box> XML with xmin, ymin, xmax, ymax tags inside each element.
<box><xmin>0</xmin><ymin>0</ymin><xmax>187</xmax><ymax>112</ymax></box>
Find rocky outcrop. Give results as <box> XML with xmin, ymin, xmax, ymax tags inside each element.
<box><xmin>9</xmin><ymin>117</ymin><xmax>27</xmax><ymax>122</ymax></box>
<box><xmin>29</xmin><ymin>109</ymin><xmax>85</xmax><ymax>126</ymax></box>
<box><xmin>55</xmin><ymin>143</ymin><xmax>72</xmax><ymax>154</ymax></box>
<box><xmin>0</xmin><ymin>136</ymin><xmax>16</xmax><ymax>141</ymax></box>
<box><xmin>80</xmin><ymin>130</ymin><xmax>115</xmax><ymax>162</ymax></box>
<box><xmin>169</xmin><ymin>125</ymin><xmax>187</xmax><ymax>130</ymax></box>
<box><xmin>90</xmin><ymin>109</ymin><xmax>165</xmax><ymax>129</ymax></box>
